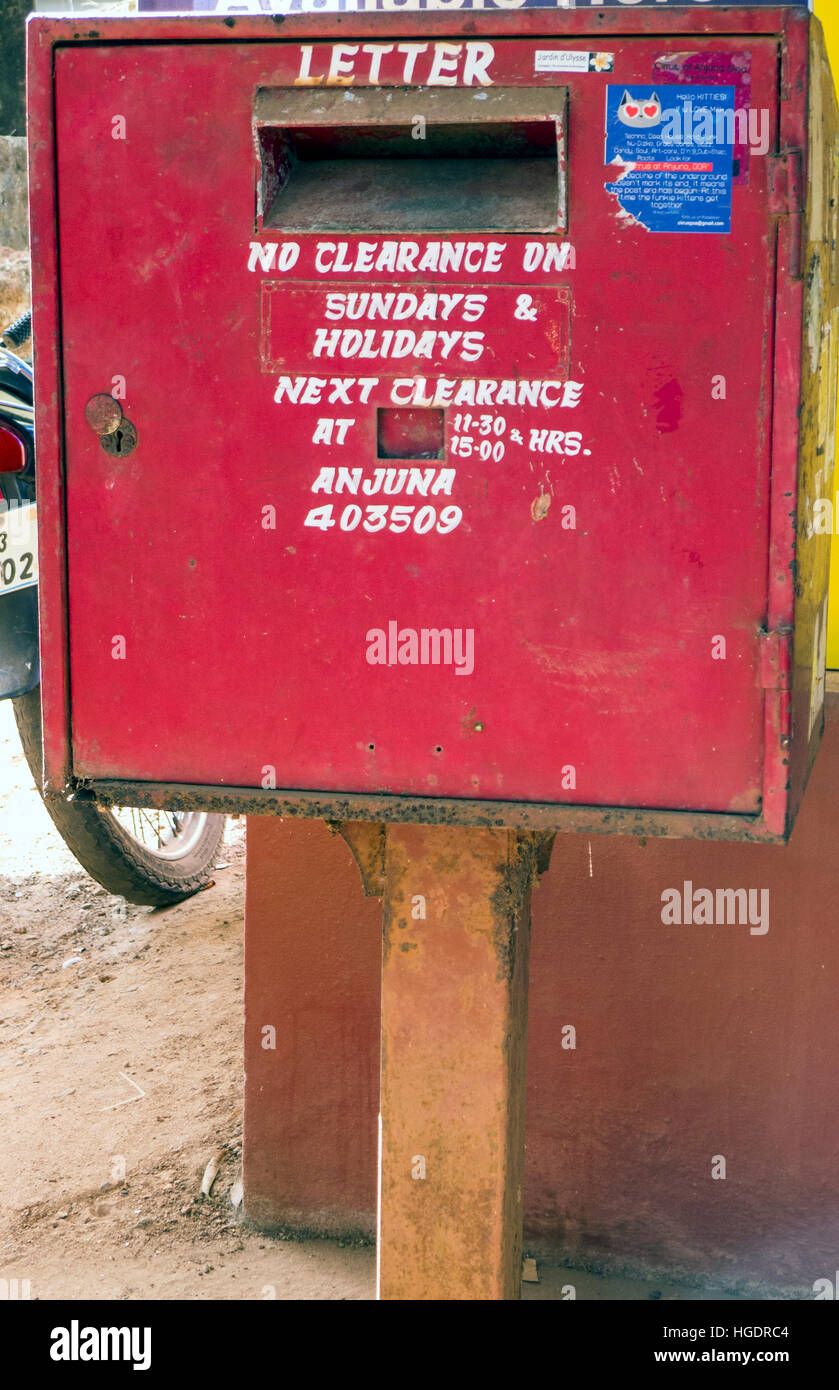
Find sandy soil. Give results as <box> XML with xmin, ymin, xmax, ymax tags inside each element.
<box><xmin>0</xmin><ymin>698</ymin><xmax>374</xmax><ymax>1301</ymax></box>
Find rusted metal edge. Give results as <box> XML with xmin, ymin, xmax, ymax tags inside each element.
<box><xmin>767</xmin><ymin>150</ymin><xmax>806</xmax><ymax>218</ymax></box>
<box><xmin>27</xmin><ymin>9</ymin><xmax>802</xmax><ymax>49</ymax></box>
<box><xmin>75</xmin><ymin>779</ymin><xmax>789</xmax><ymax>844</ymax></box>
<box><xmin>27</xmin><ymin>18</ymin><xmax>73</xmax><ymax>796</ymax></box>
<box><xmin>758</xmin><ymin>625</ymin><xmax>794</xmax><ymax>690</ymax></box>
<box><xmin>333</xmin><ymin>821</ymin><xmax>386</xmax><ymax>897</ymax></box>
<box><xmin>762</xmin><ymin>9</ymin><xmax>810</xmax><ymax>838</ymax></box>
<box><xmin>334</xmin><ymin>824</ymin><xmax>553</xmax><ymax>901</ymax></box>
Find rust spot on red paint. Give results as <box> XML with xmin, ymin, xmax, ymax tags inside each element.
<box><xmin>84</xmin><ymin>393</ymin><xmax>122</xmax><ymax>436</ymax></box>
<box><xmin>488</xmin><ymin>833</ymin><xmax>552</xmax><ymax>982</ymax></box>
<box><xmin>461</xmin><ymin>706</ymin><xmax>485</xmax><ymax>737</ymax></box>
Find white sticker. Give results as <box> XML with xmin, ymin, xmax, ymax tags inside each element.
<box><xmin>535</xmin><ymin>51</ymin><xmax>615</xmax><ymax>75</ymax></box>
<box><xmin>0</xmin><ymin>501</ymin><xmax>37</xmax><ymax>595</ymax></box>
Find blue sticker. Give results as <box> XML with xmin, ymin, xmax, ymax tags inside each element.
<box><xmin>605</xmin><ymin>85</ymin><xmax>735</xmax><ymax>234</ymax></box>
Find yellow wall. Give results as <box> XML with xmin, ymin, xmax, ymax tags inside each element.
<box><xmin>815</xmin><ymin>0</ymin><xmax>839</xmax><ymax>665</ymax></box>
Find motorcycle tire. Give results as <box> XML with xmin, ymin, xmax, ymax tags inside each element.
<box><xmin>12</xmin><ymin>684</ymin><xmax>226</xmax><ymax>907</ymax></box>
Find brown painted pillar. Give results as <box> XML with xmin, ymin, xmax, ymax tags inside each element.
<box><xmin>243</xmin><ymin>816</ymin><xmax>381</xmax><ymax>1236</ymax></box>
<box><xmin>342</xmin><ymin>822</ymin><xmax>552</xmax><ymax>1301</ymax></box>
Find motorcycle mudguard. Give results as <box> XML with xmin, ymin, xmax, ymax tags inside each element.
<box><xmin>0</xmin><ymin>583</ymin><xmax>40</xmax><ymax>699</ymax></box>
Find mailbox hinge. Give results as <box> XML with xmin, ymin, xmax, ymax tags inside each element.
<box><xmin>768</xmin><ymin>151</ymin><xmax>805</xmax><ymax>216</ymax></box>
<box><xmin>758</xmin><ymin>626</ymin><xmax>793</xmax><ymax>691</ymax></box>
<box><xmin>768</xmin><ymin>151</ymin><xmax>805</xmax><ymax>280</ymax></box>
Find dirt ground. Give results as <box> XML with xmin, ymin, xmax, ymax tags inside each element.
<box><xmin>0</xmin><ymin>697</ymin><xmax>377</xmax><ymax>1301</ymax></box>
<box><xmin>0</xmin><ymin>247</ymin><xmax>29</xmax><ymax>332</ymax></box>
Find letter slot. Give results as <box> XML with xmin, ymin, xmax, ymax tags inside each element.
<box><xmin>254</xmin><ymin>86</ymin><xmax>568</xmax><ymax>233</ymax></box>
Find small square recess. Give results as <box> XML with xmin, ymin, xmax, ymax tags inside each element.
<box><xmin>377</xmin><ymin>408</ymin><xmax>445</xmax><ymax>460</ymax></box>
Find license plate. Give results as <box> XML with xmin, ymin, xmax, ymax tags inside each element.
<box><xmin>0</xmin><ymin>502</ymin><xmax>38</xmax><ymax>595</ymax></box>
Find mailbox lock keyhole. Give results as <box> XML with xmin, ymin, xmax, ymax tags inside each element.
<box><xmin>99</xmin><ymin>418</ymin><xmax>138</xmax><ymax>458</ymax></box>
<box><xmin>85</xmin><ymin>394</ymin><xmax>138</xmax><ymax>457</ymax></box>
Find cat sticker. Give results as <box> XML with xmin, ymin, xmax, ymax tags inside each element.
<box><xmin>605</xmin><ymin>84</ymin><xmax>735</xmax><ymax>234</ymax></box>
<box><xmin>617</xmin><ymin>90</ymin><xmax>663</xmax><ymax>129</ymax></box>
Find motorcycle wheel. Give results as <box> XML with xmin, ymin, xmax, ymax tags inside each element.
<box><xmin>12</xmin><ymin>684</ymin><xmax>226</xmax><ymax>907</ymax></box>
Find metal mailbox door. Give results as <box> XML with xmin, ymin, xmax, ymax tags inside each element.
<box><xmin>46</xmin><ymin>27</ymin><xmax>781</xmax><ymax>818</ymax></box>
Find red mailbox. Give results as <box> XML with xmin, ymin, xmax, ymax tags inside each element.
<box><xmin>27</xmin><ymin>4</ymin><xmax>838</xmax><ymax>842</ymax></box>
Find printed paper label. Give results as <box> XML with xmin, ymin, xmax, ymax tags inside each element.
<box><xmin>605</xmin><ymin>84</ymin><xmax>735</xmax><ymax>234</ymax></box>
<box><xmin>535</xmin><ymin>51</ymin><xmax>614</xmax><ymax>74</ymax></box>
